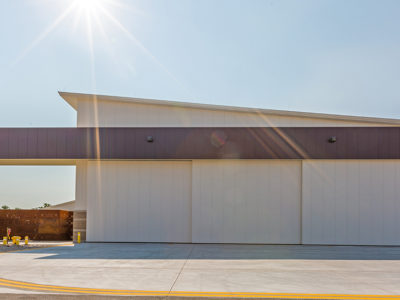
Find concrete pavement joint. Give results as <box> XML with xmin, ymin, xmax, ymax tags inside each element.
<box><xmin>166</xmin><ymin>244</ymin><xmax>195</xmax><ymax>299</ymax></box>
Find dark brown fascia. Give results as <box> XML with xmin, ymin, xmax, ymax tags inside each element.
<box><xmin>0</xmin><ymin>127</ymin><xmax>398</xmax><ymax>160</ymax></box>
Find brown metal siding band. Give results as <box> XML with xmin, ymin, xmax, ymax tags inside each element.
<box><xmin>0</xmin><ymin>127</ymin><xmax>399</xmax><ymax>159</ymax></box>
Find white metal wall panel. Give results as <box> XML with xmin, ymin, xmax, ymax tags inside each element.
<box><xmin>302</xmin><ymin>160</ymin><xmax>400</xmax><ymax>245</ymax></box>
<box><xmin>76</xmin><ymin>99</ymin><xmax>387</xmax><ymax>128</ymax></box>
<box><xmin>74</xmin><ymin>160</ymin><xmax>87</xmax><ymax>211</ymax></box>
<box><xmin>192</xmin><ymin>160</ymin><xmax>301</xmax><ymax>244</ymax></box>
<box><xmin>86</xmin><ymin>161</ymin><xmax>192</xmax><ymax>242</ymax></box>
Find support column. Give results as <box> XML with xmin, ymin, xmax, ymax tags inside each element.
<box><xmin>73</xmin><ymin>160</ymin><xmax>87</xmax><ymax>242</ymax></box>
<box><xmin>73</xmin><ymin>211</ymin><xmax>87</xmax><ymax>242</ymax></box>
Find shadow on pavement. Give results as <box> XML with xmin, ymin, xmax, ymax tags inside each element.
<box><xmin>14</xmin><ymin>243</ymin><xmax>400</xmax><ymax>260</ymax></box>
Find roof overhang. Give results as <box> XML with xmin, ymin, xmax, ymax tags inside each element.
<box><xmin>59</xmin><ymin>91</ymin><xmax>400</xmax><ymax>125</ymax></box>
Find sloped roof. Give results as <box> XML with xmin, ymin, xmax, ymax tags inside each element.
<box><xmin>59</xmin><ymin>91</ymin><xmax>400</xmax><ymax>125</ymax></box>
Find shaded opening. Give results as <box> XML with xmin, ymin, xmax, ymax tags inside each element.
<box><xmin>0</xmin><ymin>166</ymin><xmax>75</xmax><ymax>241</ymax></box>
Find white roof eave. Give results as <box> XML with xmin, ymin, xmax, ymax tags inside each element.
<box><xmin>58</xmin><ymin>91</ymin><xmax>400</xmax><ymax>125</ymax></box>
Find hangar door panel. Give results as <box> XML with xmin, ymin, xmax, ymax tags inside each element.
<box><xmin>302</xmin><ymin>160</ymin><xmax>400</xmax><ymax>245</ymax></box>
<box><xmin>86</xmin><ymin>161</ymin><xmax>192</xmax><ymax>242</ymax></box>
<box><xmin>192</xmin><ymin>160</ymin><xmax>301</xmax><ymax>244</ymax></box>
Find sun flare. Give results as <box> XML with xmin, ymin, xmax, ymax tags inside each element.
<box><xmin>75</xmin><ymin>0</ymin><xmax>103</xmax><ymax>15</ymax></box>
<box><xmin>13</xmin><ymin>0</ymin><xmax>185</xmax><ymax>96</ymax></box>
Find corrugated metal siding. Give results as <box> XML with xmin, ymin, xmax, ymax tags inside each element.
<box><xmin>302</xmin><ymin>160</ymin><xmax>400</xmax><ymax>245</ymax></box>
<box><xmin>192</xmin><ymin>160</ymin><xmax>301</xmax><ymax>244</ymax></box>
<box><xmin>86</xmin><ymin>161</ymin><xmax>192</xmax><ymax>242</ymax></box>
<box><xmin>81</xmin><ymin>159</ymin><xmax>400</xmax><ymax>245</ymax></box>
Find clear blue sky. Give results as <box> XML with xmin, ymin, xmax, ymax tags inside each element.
<box><xmin>0</xmin><ymin>0</ymin><xmax>399</xmax><ymax>208</ymax></box>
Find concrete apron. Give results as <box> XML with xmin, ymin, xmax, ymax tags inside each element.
<box><xmin>0</xmin><ymin>243</ymin><xmax>400</xmax><ymax>300</ymax></box>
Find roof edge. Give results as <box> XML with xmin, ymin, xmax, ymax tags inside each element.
<box><xmin>59</xmin><ymin>91</ymin><xmax>78</xmax><ymax>110</ymax></box>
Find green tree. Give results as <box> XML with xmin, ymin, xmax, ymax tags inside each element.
<box><xmin>1</xmin><ymin>205</ymin><xmax>10</xmax><ymax>210</ymax></box>
<box><xmin>43</xmin><ymin>203</ymin><xmax>51</xmax><ymax>208</ymax></box>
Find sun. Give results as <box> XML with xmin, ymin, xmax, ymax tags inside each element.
<box><xmin>75</xmin><ymin>0</ymin><xmax>104</xmax><ymax>15</ymax></box>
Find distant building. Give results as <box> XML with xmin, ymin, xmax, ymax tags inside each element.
<box><xmin>42</xmin><ymin>201</ymin><xmax>75</xmax><ymax>211</ymax></box>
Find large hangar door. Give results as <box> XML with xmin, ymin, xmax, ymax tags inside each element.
<box><xmin>192</xmin><ymin>160</ymin><xmax>301</xmax><ymax>244</ymax></box>
<box><xmin>302</xmin><ymin>160</ymin><xmax>400</xmax><ymax>245</ymax></box>
<box><xmin>86</xmin><ymin>161</ymin><xmax>192</xmax><ymax>242</ymax></box>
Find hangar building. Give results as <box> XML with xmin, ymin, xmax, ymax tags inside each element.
<box><xmin>1</xmin><ymin>92</ymin><xmax>400</xmax><ymax>245</ymax></box>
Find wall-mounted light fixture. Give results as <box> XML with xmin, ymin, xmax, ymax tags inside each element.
<box><xmin>147</xmin><ymin>136</ymin><xmax>154</xmax><ymax>143</ymax></box>
<box><xmin>328</xmin><ymin>136</ymin><xmax>337</xmax><ymax>143</ymax></box>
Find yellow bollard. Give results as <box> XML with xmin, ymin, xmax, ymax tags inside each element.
<box><xmin>11</xmin><ymin>236</ymin><xmax>16</xmax><ymax>244</ymax></box>
<box><xmin>3</xmin><ymin>237</ymin><xmax>7</xmax><ymax>245</ymax></box>
<box><xmin>25</xmin><ymin>236</ymin><xmax>29</xmax><ymax>245</ymax></box>
<box><xmin>77</xmin><ymin>232</ymin><xmax>81</xmax><ymax>244</ymax></box>
<box><xmin>15</xmin><ymin>238</ymin><xmax>20</xmax><ymax>246</ymax></box>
